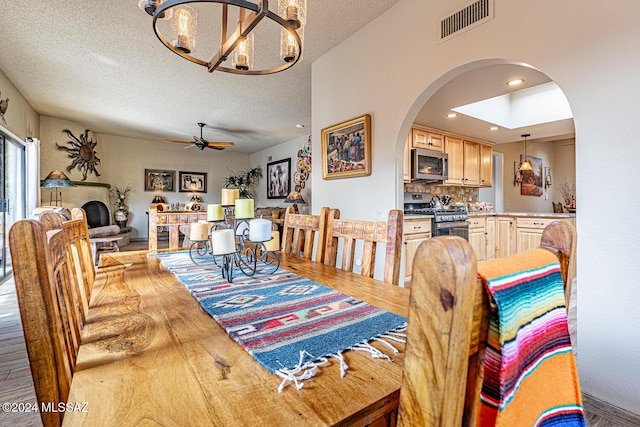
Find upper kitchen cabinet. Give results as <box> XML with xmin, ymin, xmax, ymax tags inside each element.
<box><xmin>480</xmin><ymin>143</ymin><xmax>493</xmax><ymax>187</ymax></box>
<box><xmin>463</xmin><ymin>140</ymin><xmax>480</xmax><ymax>186</ymax></box>
<box><xmin>403</xmin><ymin>134</ymin><xmax>411</xmax><ymax>183</ymax></box>
<box><xmin>410</xmin><ymin>125</ymin><xmax>444</xmax><ymax>152</ymax></box>
<box><xmin>404</xmin><ymin>125</ymin><xmax>493</xmax><ymax>186</ymax></box>
<box><xmin>444</xmin><ymin>135</ymin><xmax>492</xmax><ymax>187</ymax></box>
<box><xmin>444</xmin><ymin>136</ymin><xmax>464</xmax><ymax>185</ymax></box>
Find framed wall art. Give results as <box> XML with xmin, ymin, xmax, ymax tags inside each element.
<box><xmin>266</xmin><ymin>158</ymin><xmax>291</xmax><ymax>199</ymax></box>
<box><xmin>179</xmin><ymin>171</ymin><xmax>207</xmax><ymax>193</ymax></box>
<box><xmin>144</xmin><ymin>169</ymin><xmax>175</xmax><ymax>192</ymax></box>
<box><xmin>321</xmin><ymin>114</ymin><xmax>371</xmax><ymax>179</ymax></box>
<box><xmin>520</xmin><ymin>155</ymin><xmax>543</xmax><ymax>196</ymax></box>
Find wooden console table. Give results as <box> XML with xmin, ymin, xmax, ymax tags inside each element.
<box><xmin>148</xmin><ymin>205</ymin><xmax>207</xmax><ymax>251</ymax></box>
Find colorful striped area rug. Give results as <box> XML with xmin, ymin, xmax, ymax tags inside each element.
<box><xmin>476</xmin><ymin>248</ymin><xmax>585</xmax><ymax>426</ymax></box>
<box><xmin>156</xmin><ymin>251</ymin><xmax>406</xmax><ymax>392</ymax></box>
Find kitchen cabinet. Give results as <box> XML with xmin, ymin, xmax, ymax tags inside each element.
<box><xmin>468</xmin><ymin>216</ymin><xmax>486</xmax><ymax>261</ymax></box>
<box><xmin>403</xmin><ymin>135</ymin><xmax>411</xmax><ymax>182</ymax></box>
<box><xmin>444</xmin><ymin>137</ymin><xmax>484</xmax><ymax>187</ymax></box>
<box><xmin>485</xmin><ymin>216</ymin><xmax>496</xmax><ymax>260</ymax></box>
<box><xmin>515</xmin><ymin>217</ymin><xmax>557</xmax><ymax>253</ymax></box>
<box><xmin>404</xmin><ymin>125</ymin><xmax>493</xmax><ymax>186</ymax></box>
<box><xmin>495</xmin><ymin>216</ymin><xmax>516</xmax><ymax>258</ymax></box>
<box><xmin>480</xmin><ymin>143</ymin><xmax>493</xmax><ymax>187</ymax></box>
<box><xmin>463</xmin><ymin>141</ymin><xmax>480</xmax><ymax>186</ymax></box>
<box><xmin>411</xmin><ymin>125</ymin><xmax>444</xmax><ymax>152</ymax></box>
<box><xmin>403</xmin><ymin>218</ymin><xmax>432</xmax><ymax>286</ymax></box>
<box><xmin>444</xmin><ymin>136</ymin><xmax>464</xmax><ymax>185</ymax></box>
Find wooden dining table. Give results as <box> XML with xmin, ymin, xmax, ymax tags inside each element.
<box><xmin>63</xmin><ymin>250</ymin><xmax>410</xmax><ymax>426</ymax></box>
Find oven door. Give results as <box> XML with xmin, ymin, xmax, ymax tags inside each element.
<box><xmin>433</xmin><ymin>220</ymin><xmax>469</xmax><ymax>240</ymax></box>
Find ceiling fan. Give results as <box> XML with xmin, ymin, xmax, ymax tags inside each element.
<box><xmin>165</xmin><ymin>123</ymin><xmax>235</xmax><ymax>150</ymax></box>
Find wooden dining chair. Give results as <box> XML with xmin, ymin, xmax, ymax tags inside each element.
<box><xmin>397</xmin><ymin>220</ymin><xmax>578</xmax><ymax>426</ymax></box>
<box><xmin>9</xmin><ymin>218</ymin><xmax>83</xmax><ymax>427</ymax></box>
<box><xmin>281</xmin><ymin>206</ymin><xmax>331</xmax><ymax>263</ymax></box>
<box><xmin>324</xmin><ymin>209</ymin><xmax>403</xmax><ymax>286</ymax></box>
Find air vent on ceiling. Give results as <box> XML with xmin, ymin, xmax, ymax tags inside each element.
<box><xmin>439</xmin><ymin>0</ymin><xmax>494</xmax><ymax>43</ymax></box>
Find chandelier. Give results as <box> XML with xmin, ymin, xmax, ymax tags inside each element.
<box><xmin>139</xmin><ymin>0</ymin><xmax>306</xmax><ymax>75</ymax></box>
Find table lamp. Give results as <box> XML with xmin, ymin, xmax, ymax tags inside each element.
<box><xmin>41</xmin><ymin>170</ymin><xmax>75</xmax><ymax>206</ymax></box>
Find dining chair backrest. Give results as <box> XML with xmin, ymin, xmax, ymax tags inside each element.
<box><xmin>281</xmin><ymin>206</ymin><xmax>331</xmax><ymax>263</ymax></box>
<box><xmin>324</xmin><ymin>209</ymin><xmax>403</xmax><ymax>286</ymax></box>
<box><xmin>9</xmin><ymin>218</ymin><xmax>83</xmax><ymax>427</ymax></box>
<box><xmin>397</xmin><ymin>220</ymin><xmax>577</xmax><ymax>426</ymax></box>
<box><xmin>63</xmin><ymin>208</ymin><xmax>95</xmax><ymax>319</ymax></box>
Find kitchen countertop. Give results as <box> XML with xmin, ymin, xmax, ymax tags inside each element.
<box><xmin>404</xmin><ymin>212</ymin><xmax>576</xmax><ymax>219</ymax></box>
<box><xmin>467</xmin><ymin>212</ymin><xmax>576</xmax><ymax>218</ymax></box>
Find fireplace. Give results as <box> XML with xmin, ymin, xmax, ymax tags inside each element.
<box><xmin>81</xmin><ymin>200</ymin><xmax>110</xmax><ymax>228</ymax></box>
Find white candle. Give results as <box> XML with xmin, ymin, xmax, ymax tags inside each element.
<box><xmin>249</xmin><ymin>218</ymin><xmax>272</xmax><ymax>242</ymax></box>
<box><xmin>221</xmin><ymin>189</ymin><xmax>239</xmax><ymax>206</ymax></box>
<box><xmin>235</xmin><ymin>221</ymin><xmax>249</xmax><ymax>237</ymax></box>
<box><xmin>211</xmin><ymin>229</ymin><xmax>236</xmax><ymax>255</ymax></box>
<box><xmin>207</xmin><ymin>204</ymin><xmax>224</xmax><ymax>221</ymax></box>
<box><xmin>189</xmin><ymin>223</ymin><xmax>209</xmax><ymax>241</ymax></box>
<box><xmin>235</xmin><ymin>198</ymin><xmax>254</xmax><ymax>219</ymax></box>
<box><xmin>264</xmin><ymin>230</ymin><xmax>280</xmax><ymax>251</ymax></box>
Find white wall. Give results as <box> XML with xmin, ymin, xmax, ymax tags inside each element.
<box><xmin>0</xmin><ymin>69</ymin><xmax>39</xmax><ymax>141</ymax></box>
<box><xmin>39</xmin><ymin>116</ymin><xmax>251</xmax><ymax>240</ymax></box>
<box><xmin>312</xmin><ymin>0</ymin><xmax>640</xmax><ymax>413</ymax></box>
<box><xmin>493</xmin><ymin>138</ymin><xmax>574</xmax><ymax>212</ymax></box>
<box><xmin>250</xmin><ymin>134</ymin><xmax>312</xmax><ymax>213</ymax></box>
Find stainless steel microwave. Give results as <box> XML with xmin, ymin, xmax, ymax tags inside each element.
<box><xmin>411</xmin><ymin>148</ymin><xmax>448</xmax><ymax>181</ymax></box>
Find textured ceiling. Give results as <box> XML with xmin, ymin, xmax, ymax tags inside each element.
<box><xmin>0</xmin><ymin>0</ymin><xmax>401</xmax><ymax>153</ymax></box>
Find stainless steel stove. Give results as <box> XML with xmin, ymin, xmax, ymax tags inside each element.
<box><xmin>404</xmin><ymin>202</ymin><xmax>470</xmax><ymax>240</ymax></box>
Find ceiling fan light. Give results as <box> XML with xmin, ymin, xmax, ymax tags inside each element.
<box><xmin>171</xmin><ymin>6</ymin><xmax>197</xmax><ymax>54</ymax></box>
<box><xmin>232</xmin><ymin>33</ymin><xmax>254</xmax><ymax>71</ymax></box>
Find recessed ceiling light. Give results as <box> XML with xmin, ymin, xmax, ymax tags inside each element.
<box><xmin>446</xmin><ymin>113</ymin><xmax>458</xmax><ymax>118</ymax></box>
<box><xmin>489</xmin><ymin>126</ymin><xmax>498</xmax><ymax>131</ymax></box>
<box><xmin>507</xmin><ymin>78</ymin><xmax>524</xmax><ymax>86</ymax></box>
<box><xmin>295</xmin><ymin>124</ymin><xmax>305</xmax><ymax>128</ymax></box>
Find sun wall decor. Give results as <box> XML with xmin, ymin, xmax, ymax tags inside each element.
<box><xmin>56</xmin><ymin>129</ymin><xmax>101</xmax><ymax>181</ymax></box>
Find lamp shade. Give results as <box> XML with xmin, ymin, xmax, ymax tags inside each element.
<box><xmin>41</xmin><ymin>170</ymin><xmax>75</xmax><ymax>188</ymax></box>
<box><xmin>284</xmin><ymin>191</ymin><xmax>306</xmax><ymax>204</ymax></box>
<box><xmin>519</xmin><ymin>160</ymin><xmax>533</xmax><ymax>171</ymax></box>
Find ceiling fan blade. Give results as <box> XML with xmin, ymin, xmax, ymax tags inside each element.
<box><xmin>165</xmin><ymin>139</ymin><xmax>194</xmax><ymax>145</ymax></box>
<box><xmin>207</xmin><ymin>141</ymin><xmax>234</xmax><ymax>147</ymax></box>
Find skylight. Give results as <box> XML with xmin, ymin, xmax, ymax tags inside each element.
<box><xmin>451</xmin><ymin>82</ymin><xmax>573</xmax><ymax>129</ymax></box>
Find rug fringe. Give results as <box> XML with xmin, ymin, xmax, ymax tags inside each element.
<box><xmin>275</xmin><ymin>323</ymin><xmax>407</xmax><ymax>393</ymax></box>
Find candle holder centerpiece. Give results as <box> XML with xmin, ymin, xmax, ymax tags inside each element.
<box><xmin>188</xmin><ymin>187</ymin><xmax>280</xmax><ymax>282</ymax></box>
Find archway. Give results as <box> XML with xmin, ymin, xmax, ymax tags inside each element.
<box><xmin>396</xmin><ymin>59</ymin><xmax>575</xmax><ymax>215</ymax></box>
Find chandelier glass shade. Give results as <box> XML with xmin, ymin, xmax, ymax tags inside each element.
<box><xmin>142</xmin><ymin>0</ymin><xmax>306</xmax><ymax>75</ymax></box>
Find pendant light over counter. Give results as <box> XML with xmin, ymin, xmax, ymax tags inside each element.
<box><xmin>519</xmin><ymin>133</ymin><xmax>533</xmax><ymax>171</ymax></box>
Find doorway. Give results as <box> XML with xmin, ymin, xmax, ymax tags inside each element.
<box><xmin>0</xmin><ymin>132</ymin><xmax>26</xmax><ymax>280</ymax></box>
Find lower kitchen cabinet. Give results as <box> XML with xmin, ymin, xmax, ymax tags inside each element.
<box><xmin>495</xmin><ymin>216</ymin><xmax>517</xmax><ymax>258</ymax></box>
<box><xmin>515</xmin><ymin>217</ymin><xmax>557</xmax><ymax>253</ymax></box>
<box><xmin>485</xmin><ymin>216</ymin><xmax>496</xmax><ymax>260</ymax></box>
<box><xmin>468</xmin><ymin>217</ymin><xmax>486</xmax><ymax>261</ymax></box>
<box><xmin>403</xmin><ymin>218</ymin><xmax>432</xmax><ymax>286</ymax></box>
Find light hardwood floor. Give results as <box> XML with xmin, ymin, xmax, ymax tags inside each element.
<box><xmin>0</xmin><ymin>242</ymin><xmax>637</xmax><ymax>426</ymax></box>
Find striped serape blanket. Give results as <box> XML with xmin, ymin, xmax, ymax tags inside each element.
<box><xmin>156</xmin><ymin>251</ymin><xmax>406</xmax><ymax>392</ymax></box>
<box><xmin>476</xmin><ymin>248</ymin><xmax>585</xmax><ymax>426</ymax></box>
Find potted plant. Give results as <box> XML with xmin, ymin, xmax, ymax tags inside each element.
<box><xmin>223</xmin><ymin>166</ymin><xmax>262</xmax><ymax>198</ymax></box>
<box><xmin>110</xmin><ymin>184</ymin><xmax>132</xmax><ymax>227</ymax></box>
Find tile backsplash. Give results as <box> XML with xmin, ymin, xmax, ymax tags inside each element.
<box><xmin>404</xmin><ymin>183</ymin><xmax>479</xmax><ymax>204</ymax></box>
